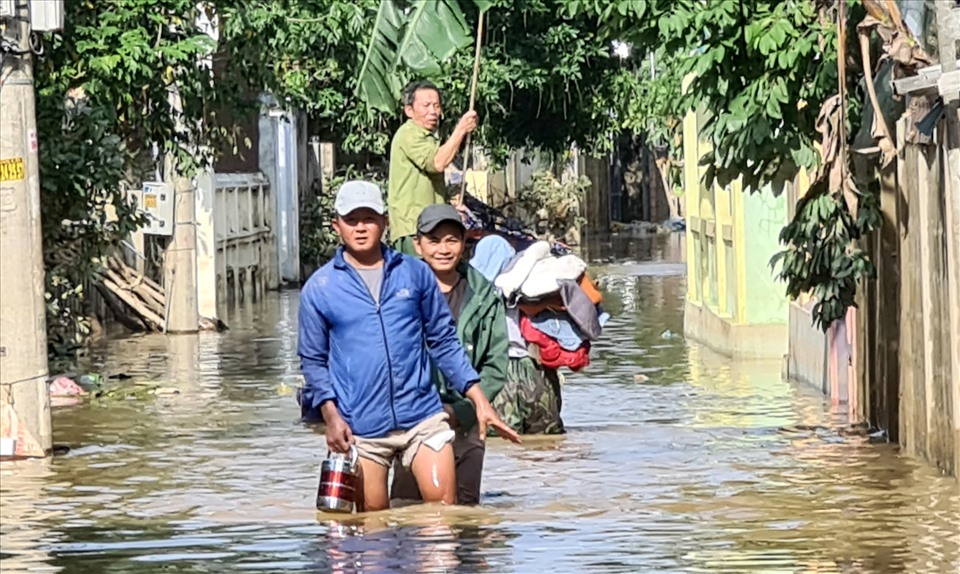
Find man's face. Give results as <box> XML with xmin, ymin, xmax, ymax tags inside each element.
<box><xmin>404</xmin><ymin>88</ymin><xmax>442</xmax><ymax>131</ymax></box>
<box><xmin>415</xmin><ymin>223</ymin><xmax>465</xmax><ymax>274</ymax></box>
<box><xmin>332</xmin><ymin>208</ymin><xmax>386</xmax><ymax>255</ymax></box>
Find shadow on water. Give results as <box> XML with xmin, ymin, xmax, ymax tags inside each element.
<box><xmin>2</xmin><ymin>233</ymin><xmax>958</xmax><ymax>573</ymax></box>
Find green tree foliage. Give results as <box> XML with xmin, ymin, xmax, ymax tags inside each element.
<box><xmin>565</xmin><ymin>0</ymin><xmax>843</xmax><ymax>194</ymax></box>
<box><xmin>218</xmin><ymin>1</ymin><xmax>393</xmax><ymax>153</ymax></box>
<box><xmin>564</xmin><ymin>0</ymin><xmax>880</xmax><ymax>331</ymax></box>
<box><xmin>356</xmin><ymin>0</ymin><xmax>490</xmax><ymax>113</ymax></box>
<box><xmin>35</xmin><ymin>0</ymin><xmax>230</xmax><ymax>353</ymax></box>
<box><xmin>36</xmin><ymin>99</ymin><xmax>137</xmax><ymax>355</ymax></box>
<box><xmin>771</xmin><ymin>180</ymin><xmax>881</xmax><ymax>331</ymax></box>
<box><xmin>218</xmin><ymin>0</ymin><xmax>651</xmax><ymax>160</ymax></box>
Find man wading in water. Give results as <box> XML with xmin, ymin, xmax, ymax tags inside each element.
<box><xmin>298</xmin><ymin>181</ymin><xmax>519</xmax><ymax>512</ymax></box>
<box><xmin>388</xmin><ymin>80</ymin><xmax>477</xmax><ymax>256</ymax></box>
<box><xmin>391</xmin><ymin>205</ymin><xmax>509</xmax><ymax>505</ymax></box>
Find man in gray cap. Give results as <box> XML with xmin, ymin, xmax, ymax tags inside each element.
<box><xmin>298</xmin><ymin>181</ymin><xmax>519</xmax><ymax>512</ymax></box>
<box><xmin>391</xmin><ymin>204</ymin><xmax>509</xmax><ymax>505</ymax></box>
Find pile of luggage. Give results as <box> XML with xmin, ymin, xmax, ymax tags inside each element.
<box><xmin>471</xmin><ymin>236</ymin><xmax>608</xmax><ymax>372</ymax></box>
<box><xmin>460</xmin><ymin>190</ymin><xmax>608</xmax><ymax>372</ymax></box>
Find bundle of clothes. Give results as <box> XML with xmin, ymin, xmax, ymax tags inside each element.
<box><xmin>470</xmin><ymin>236</ymin><xmax>609</xmax><ymax>373</ymax></box>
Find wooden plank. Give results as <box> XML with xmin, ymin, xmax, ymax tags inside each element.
<box><xmin>897</xmin><ymin>119</ymin><xmax>919</xmax><ymax>457</ymax></box>
<box><xmin>853</xmin><ymin>154</ymin><xmax>878</xmax><ymax>426</ymax></box>
<box><xmin>933</xmin><ymin>142</ymin><xmax>954</xmax><ymax>475</ymax></box>
<box><xmin>917</xmin><ymin>141</ymin><xmax>936</xmax><ymax>463</ymax></box>
<box><xmin>937</xmin><ymin>0</ymin><xmax>960</xmax><ymax>477</ymax></box>
<box><xmin>945</xmin><ymin>115</ymin><xmax>960</xmax><ymax>479</ymax></box>
<box><xmin>878</xmin><ymin>161</ymin><xmax>901</xmax><ymax>437</ymax></box>
<box><xmin>854</xmin><ymin>145</ymin><xmax>904</xmax><ymax>441</ymax></box>
<box><xmin>893</xmin><ymin>61</ymin><xmax>960</xmax><ymax>95</ymax></box>
<box><xmin>918</xmin><ymin>141</ymin><xmax>952</xmax><ymax>472</ymax></box>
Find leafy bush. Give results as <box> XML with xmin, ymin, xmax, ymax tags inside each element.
<box><xmin>37</xmin><ymin>96</ymin><xmax>146</xmax><ymax>355</ymax></box>
<box><xmin>507</xmin><ymin>169</ymin><xmax>588</xmax><ymax>245</ymax></box>
<box><xmin>34</xmin><ymin>1</ymin><xmax>248</xmax><ymax>354</ymax></box>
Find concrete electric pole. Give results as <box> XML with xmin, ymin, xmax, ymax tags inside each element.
<box><xmin>0</xmin><ymin>2</ymin><xmax>52</xmax><ymax>457</ymax></box>
<box><xmin>162</xmin><ymin>84</ymin><xmax>200</xmax><ymax>334</ymax></box>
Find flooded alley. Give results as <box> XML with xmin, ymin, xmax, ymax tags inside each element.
<box><xmin>1</xmin><ymin>235</ymin><xmax>958</xmax><ymax>574</ymax></box>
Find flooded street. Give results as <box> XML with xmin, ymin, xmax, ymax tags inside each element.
<box><xmin>2</xmin><ymin>235</ymin><xmax>958</xmax><ymax>573</ymax></box>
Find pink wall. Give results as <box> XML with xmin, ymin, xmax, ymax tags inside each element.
<box><xmin>827</xmin><ymin>307</ymin><xmax>859</xmax><ymax>418</ymax></box>
<box><xmin>787</xmin><ymin>302</ymin><xmax>859</xmax><ymax>419</ymax></box>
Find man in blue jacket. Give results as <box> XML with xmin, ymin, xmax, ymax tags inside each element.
<box><xmin>298</xmin><ymin>180</ymin><xmax>520</xmax><ymax>512</ymax></box>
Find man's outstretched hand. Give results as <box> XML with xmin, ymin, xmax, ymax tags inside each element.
<box><xmin>465</xmin><ymin>385</ymin><xmax>522</xmax><ymax>444</ymax></box>
<box><xmin>476</xmin><ymin>402</ymin><xmax>522</xmax><ymax>444</ymax></box>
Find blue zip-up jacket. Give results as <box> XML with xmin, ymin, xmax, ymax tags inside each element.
<box><xmin>298</xmin><ymin>244</ymin><xmax>480</xmax><ymax>438</ymax></box>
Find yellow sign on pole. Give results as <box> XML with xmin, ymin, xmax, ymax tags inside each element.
<box><xmin>0</xmin><ymin>158</ymin><xmax>26</xmax><ymax>182</ymax></box>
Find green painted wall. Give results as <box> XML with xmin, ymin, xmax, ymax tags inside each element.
<box><xmin>742</xmin><ymin>188</ymin><xmax>789</xmax><ymax>325</ymax></box>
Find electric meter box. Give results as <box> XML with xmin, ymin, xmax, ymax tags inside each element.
<box><xmin>140</xmin><ymin>181</ymin><xmax>175</xmax><ymax>237</ymax></box>
<box><xmin>29</xmin><ymin>0</ymin><xmax>64</xmax><ymax>32</ymax></box>
<box><xmin>0</xmin><ymin>0</ymin><xmax>16</xmax><ymax>18</ymax></box>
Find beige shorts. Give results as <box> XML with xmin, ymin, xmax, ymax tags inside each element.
<box><xmin>355</xmin><ymin>412</ymin><xmax>454</xmax><ymax>469</ymax></box>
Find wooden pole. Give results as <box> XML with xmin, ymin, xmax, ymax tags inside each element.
<box><xmin>456</xmin><ymin>11</ymin><xmax>485</xmax><ymax>206</ymax></box>
<box><xmin>934</xmin><ymin>0</ymin><xmax>960</xmax><ymax>476</ymax></box>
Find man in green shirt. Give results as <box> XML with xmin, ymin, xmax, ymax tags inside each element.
<box><xmin>388</xmin><ymin>80</ymin><xmax>478</xmax><ymax>255</ymax></box>
<box><xmin>391</xmin><ymin>204</ymin><xmax>509</xmax><ymax>505</ymax></box>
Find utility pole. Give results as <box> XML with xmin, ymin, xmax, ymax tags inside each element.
<box><xmin>162</xmin><ymin>83</ymin><xmax>199</xmax><ymax>334</ymax></box>
<box><xmin>934</xmin><ymin>0</ymin><xmax>960</xmax><ymax>480</ymax></box>
<box><xmin>0</xmin><ymin>2</ymin><xmax>52</xmax><ymax>457</ymax></box>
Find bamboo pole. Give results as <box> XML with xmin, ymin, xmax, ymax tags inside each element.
<box><xmin>107</xmin><ymin>261</ymin><xmax>166</xmax><ymax>309</ymax></box>
<box><xmin>103</xmin><ymin>268</ymin><xmax>165</xmax><ymax>317</ymax></box>
<box><xmin>456</xmin><ymin>11</ymin><xmax>485</xmax><ymax>206</ymax></box>
<box><xmin>94</xmin><ymin>282</ymin><xmax>148</xmax><ymax>332</ymax></box>
<box><xmin>109</xmin><ymin>256</ymin><xmax>163</xmax><ymax>295</ymax></box>
<box><xmin>101</xmin><ymin>278</ymin><xmax>165</xmax><ymax>330</ymax></box>
<box><xmin>108</xmin><ymin>262</ymin><xmax>166</xmax><ymax>311</ymax></box>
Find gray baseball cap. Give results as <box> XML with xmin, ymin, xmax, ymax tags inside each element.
<box><xmin>334</xmin><ymin>180</ymin><xmax>385</xmax><ymax>216</ymax></box>
<box><xmin>417</xmin><ymin>204</ymin><xmax>465</xmax><ymax>235</ymax></box>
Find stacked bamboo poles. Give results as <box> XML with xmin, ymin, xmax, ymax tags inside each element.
<box><xmin>97</xmin><ymin>255</ymin><xmax>166</xmax><ymax>331</ymax></box>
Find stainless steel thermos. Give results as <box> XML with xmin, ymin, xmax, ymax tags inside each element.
<box><xmin>316</xmin><ymin>445</ymin><xmax>359</xmax><ymax>513</ymax></box>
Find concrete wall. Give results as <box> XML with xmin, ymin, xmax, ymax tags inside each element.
<box><xmin>786</xmin><ymin>299</ymin><xmax>828</xmax><ymax>394</ymax></box>
<box><xmin>680</xmin><ymin>99</ymin><xmax>789</xmax><ymax>359</ymax></box>
<box><xmin>742</xmin><ymin>191</ymin><xmax>790</xmax><ymax>324</ymax></box>
<box><xmin>883</xmin><ymin>116</ymin><xmax>958</xmax><ymax>476</ymax></box>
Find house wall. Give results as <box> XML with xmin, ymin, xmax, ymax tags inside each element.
<box><xmin>680</xmin><ymin>103</ymin><xmax>789</xmax><ymax>359</ymax></box>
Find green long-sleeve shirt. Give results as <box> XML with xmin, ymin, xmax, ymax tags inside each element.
<box><xmin>437</xmin><ymin>262</ymin><xmax>509</xmax><ymax>434</ymax></box>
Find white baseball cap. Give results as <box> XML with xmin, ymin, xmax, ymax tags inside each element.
<box><xmin>334</xmin><ymin>180</ymin><xmax>385</xmax><ymax>216</ymax></box>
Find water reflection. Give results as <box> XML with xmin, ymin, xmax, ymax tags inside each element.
<box><xmin>1</xmin><ymin>234</ymin><xmax>957</xmax><ymax>573</ymax></box>
<box><xmin>305</xmin><ymin>515</ymin><xmax>512</xmax><ymax>573</ymax></box>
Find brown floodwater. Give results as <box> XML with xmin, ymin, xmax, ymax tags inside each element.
<box><xmin>1</xmin><ymin>233</ymin><xmax>958</xmax><ymax>573</ymax></box>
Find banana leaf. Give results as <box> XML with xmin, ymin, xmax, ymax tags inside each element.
<box><xmin>356</xmin><ymin>1</ymin><xmax>406</xmax><ymax>113</ymax></box>
<box><xmin>356</xmin><ymin>0</ymin><xmax>493</xmax><ymax>113</ymax></box>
